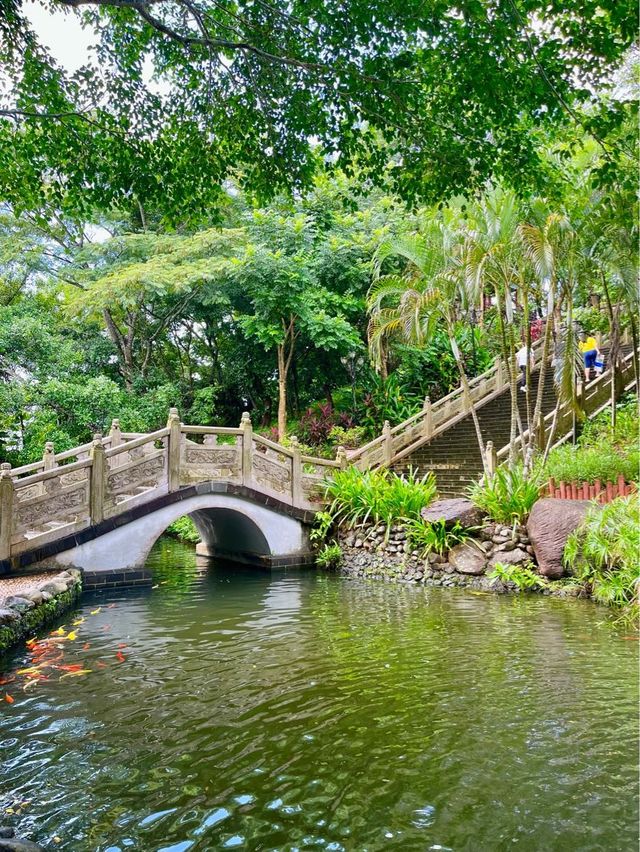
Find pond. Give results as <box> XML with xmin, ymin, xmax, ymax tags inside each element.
<box><xmin>1</xmin><ymin>537</ymin><xmax>638</xmax><ymax>851</ymax></box>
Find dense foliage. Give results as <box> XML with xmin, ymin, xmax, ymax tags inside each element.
<box><xmin>544</xmin><ymin>396</ymin><xmax>639</xmax><ymax>484</ymax></box>
<box><xmin>323</xmin><ymin>466</ymin><xmax>437</xmax><ymax>536</ymax></box>
<box><xmin>564</xmin><ymin>496</ymin><xmax>640</xmax><ymax>622</ymax></box>
<box><xmin>1</xmin><ymin>0</ymin><xmax>636</xmax><ymax>224</ymax></box>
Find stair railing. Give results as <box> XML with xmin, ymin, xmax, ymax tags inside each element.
<box><xmin>495</xmin><ymin>345</ymin><xmax>637</xmax><ymax>465</ymax></box>
<box><xmin>349</xmin><ymin>333</ymin><xmax>550</xmax><ymax>470</ymax></box>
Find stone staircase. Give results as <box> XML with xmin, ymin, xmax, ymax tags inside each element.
<box><xmin>392</xmin><ymin>366</ymin><xmax>556</xmax><ymax>496</ymax></box>
<box><xmin>391</xmin><ymin>343</ymin><xmax>634</xmax><ymax>497</ymax></box>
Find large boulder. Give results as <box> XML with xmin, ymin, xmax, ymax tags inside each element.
<box><xmin>527</xmin><ymin>498</ymin><xmax>592</xmax><ymax>579</ymax></box>
<box><xmin>487</xmin><ymin>547</ymin><xmax>530</xmax><ymax>570</ymax></box>
<box><xmin>448</xmin><ymin>541</ymin><xmax>487</xmax><ymax>575</ymax></box>
<box><xmin>421</xmin><ymin>498</ymin><xmax>484</xmax><ymax>529</ymax></box>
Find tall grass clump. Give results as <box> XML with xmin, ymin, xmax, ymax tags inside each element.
<box><xmin>323</xmin><ymin>466</ymin><xmax>437</xmax><ymax>534</ymax></box>
<box><xmin>468</xmin><ymin>462</ymin><xmax>542</xmax><ymax>525</ymax></box>
<box><xmin>564</xmin><ymin>495</ymin><xmax>640</xmax><ymax>623</ymax></box>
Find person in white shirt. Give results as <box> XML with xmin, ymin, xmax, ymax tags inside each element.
<box><xmin>516</xmin><ymin>344</ymin><xmax>534</xmax><ymax>391</ymax></box>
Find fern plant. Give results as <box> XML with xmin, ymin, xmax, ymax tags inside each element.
<box><xmin>315</xmin><ymin>543</ymin><xmax>343</xmax><ymax>569</ymax></box>
<box><xmin>488</xmin><ymin>562</ymin><xmax>548</xmax><ymax>591</ymax></box>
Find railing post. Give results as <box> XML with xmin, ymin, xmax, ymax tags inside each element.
<box><xmin>289</xmin><ymin>435</ymin><xmax>302</xmax><ymax>506</ymax></box>
<box><xmin>240</xmin><ymin>411</ymin><xmax>253</xmax><ymax>487</ymax></box>
<box><xmin>167</xmin><ymin>407</ymin><xmax>182</xmax><ymax>492</ymax></box>
<box><xmin>90</xmin><ymin>434</ymin><xmax>105</xmax><ymax>525</ymax></box>
<box><xmin>486</xmin><ymin>440</ymin><xmax>497</xmax><ymax>478</ymax></box>
<box><xmin>41</xmin><ymin>441</ymin><xmax>55</xmax><ymax>495</ymax></box>
<box><xmin>383</xmin><ymin>420</ymin><xmax>392</xmax><ymax>466</ymax></box>
<box><xmin>422</xmin><ymin>397</ymin><xmax>433</xmax><ymax>440</ymax></box>
<box><xmin>43</xmin><ymin>442</ymin><xmax>56</xmax><ymax>471</ymax></box>
<box><xmin>336</xmin><ymin>446</ymin><xmax>348</xmax><ymax>469</ymax></box>
<box><xmin>109</xmin><ymin>418</ymin><xmax>123</xmax><ymax>467</ymax></box>
<box><xmin>496</xmin><ymin>360</ymin><xmax>504</xmax><ymax>392</ymax></box>
<box><xmin>0</xmin><ymin>464</ymin><xmax>14</xmax><ymax>560</ymax></box>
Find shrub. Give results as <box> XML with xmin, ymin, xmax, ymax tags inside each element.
<box><xmin>166</xmin><ymin>515</ymin><xmax>200</xmax><ymax>544</ymax></box>
<box><xmin>405</xmin><ymin>518</ymin><xmax>472</xmax><ymax>556</ymax></box>
<box><xmin>315</xmin><ymin>542</ymin><xmax>343</xmax><ymax>569</ymax></box>
<box><xmin>564</xmin><ymin>496</ymin><xmax>639</xmax><ymax>621</ymax></box>
<box><xmin>488</xmin><ymin>562</ymin><xmax>548</xmax><ymax>591</ymax></box>
<box><xmin>544</xmin><ymin>395</ymin><xmax>639</xmax><ymax>485</ymax></box>
<box><xmin>323</xmin><ymin>466</ymin><xmax>437</xmax><ymax>535</ymax></box>
<box><xmin>328</xmin><ymin>425</ymin><xmax>367</xmax><ymax>449</ymax></box>
<box><xmin>544</xmin><ymin>443</ymin><xmax>639</xmax><ymax>486</ymax></box>
<box><xmin>299</xmin><ymin>402</ymin><xmax>354</xmax><ymax>447</ymax></box>
<box><xmin>468</xmin><ymin>463</ymin><xmax>542</xmax><ymax>525</ymax></box>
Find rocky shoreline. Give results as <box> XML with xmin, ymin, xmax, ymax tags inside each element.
<box><xmin>0</xmin><ymin>570</ymin><xmax>82</xmax><ymax>655</ymax></box>
<box><xmin>335</xmin><ymin>497</ymin><xmax>589</xmax><ymax>600</ymax></box>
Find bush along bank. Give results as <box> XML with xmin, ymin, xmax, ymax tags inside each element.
<box><xmin>0</xmin><ymin>570</ymin><xmax>82</xmax><ymax>655</ymax></box>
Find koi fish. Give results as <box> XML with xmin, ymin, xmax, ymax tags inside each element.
<box><xmin>66</xmin><ymin>631</ymin><xmax>78</xmax><ymax>642</ymax></box>
<box><xmin>90</xmin><ymin>608</ymin><xmax>101</xmax><ymax>616</ymax></box>
<box><xmin>115</xmin><ymin>651</ymin><xmax>126</xmax><ymax>663</ymax></box>
<box><xmin>60</xmin><ymin>669</ymin><xmax>92</xmax><ymax>679</ymax></box>
<box><xmin>4</xmin><ymin>694</ymin><xmax>14</xmax><ymax>704</ymax></box>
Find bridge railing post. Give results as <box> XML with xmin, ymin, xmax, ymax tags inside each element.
<box><xmin>485</xmin><ymin>440</ymin><xmax>497</xmax><ymax>478</ymax></box>
<box><xmin>240</xmin><ymin>412</ymin><xmax>253</xmax><ymax>487</ymax></box>
<box><xmin>109</xmin><ymin>418</ymin><xmax>123</xmax><ymax>467</ymax></box>
<box><xmin>41</xmin><ymin>441</ymin><xmax>55</xmax><ymax>495</ymax></box>
<box><xmin>336</xmin><ymin>446</ymin><xmax>348</xmax><ymax>469</ymax></box>
<box><xmin>289</xmin><ymin>436</ymin><xmax>302</xmax><ymax>506</ymax></box>
<box><xmin>0</xmin><ymin>463</ymin><xmax>14</xmax><ymax>561</ymax></box>
<box><xmin>90</xmin><ymin>434</ymin><xmax>105</xmax><ymax>525</ymax></box>
<box><xmin>167</xmin><ymin>407</ymin><xmax>182</xmax><ymax>492</ymax></box>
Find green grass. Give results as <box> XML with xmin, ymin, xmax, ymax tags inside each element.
<box><xmin>166</xmin><ymin>515</ymin><xmax>201</xmax><ymax>544</ymax></box>
<box><xmin>545</xmin><ymin>395</ymin><xmax>639</xmax><ymax>485</ymax></box>
<box><xmin>323</xmin><ymin>466</ymin><xmax>437</xmax><ymax>535</ymax></box>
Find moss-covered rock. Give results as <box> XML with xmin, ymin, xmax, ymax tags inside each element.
<box><xmin>0</xmin><ymin>580</ymin><xmax>82</xmax><ymax>655</ymax></box>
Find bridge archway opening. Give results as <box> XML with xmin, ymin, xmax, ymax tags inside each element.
<box><xmin>189</xmin><ymin>507</ymin><xmax>272</xmax><ymax>563</ymax></box>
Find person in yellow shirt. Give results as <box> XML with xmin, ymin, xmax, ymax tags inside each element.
<box><xmin>578</xmin><ymin>331</ymin><xmax>602</xmax><ymax>382</ymax></box>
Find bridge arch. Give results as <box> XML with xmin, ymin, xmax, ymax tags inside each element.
<box><xmin>41</xmin><ymin>490</ymin><xmax>311</xmax><ymax>581</ymax></box>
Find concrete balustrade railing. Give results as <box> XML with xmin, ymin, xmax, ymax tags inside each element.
<box><xmin>495</xmin><ymin>346</ymin><xmax>638</xmax><ymax>465</ymax></box>
<box><xmin>349</xmin><ymin>333</ymin><xmax>550</xmax><ymax>470</ymax></box>
<box><xmin>0</xmin><ymin>410</ymin><xmax>345</xmax><ymax>561</ymax></box>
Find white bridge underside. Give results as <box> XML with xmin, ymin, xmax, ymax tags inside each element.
<box><xmin>42</xmin><ymin>493</ymin><xmax>310</xmax><ymax>574</ymax></box>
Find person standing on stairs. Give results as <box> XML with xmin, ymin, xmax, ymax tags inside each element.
<box><xmin>578</xmin><ymin>331</ymin><xmax>602</xmax><ymax>383</ymax></box>
<box><xmin>516</xmin><ymin>342</ymin><xmax>534</xmax><ymax>391</ymax></box>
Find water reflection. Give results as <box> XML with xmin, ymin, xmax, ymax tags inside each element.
<box><xmin>0</xmin><ymin>538</ymin><xmax>637</xmax><ymax>852</ymax></box>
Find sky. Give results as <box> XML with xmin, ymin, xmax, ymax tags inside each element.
<box><xmin>25</xmin><ymin>1</ymin><xmax>93</xmax><ymax>73</ymax></box>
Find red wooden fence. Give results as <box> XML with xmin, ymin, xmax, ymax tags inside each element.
<box><xmin>544</xmin><ymin>475</ymin><xmax>637</xmax><ymax>504</ymax></box>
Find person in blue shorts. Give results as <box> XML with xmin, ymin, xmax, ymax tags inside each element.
<box><xmin>578</xmin><ymin>331</ymin><xmax>602</xmax><ymax>382</ymax></box>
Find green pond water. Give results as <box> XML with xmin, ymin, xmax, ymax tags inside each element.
<box><xmin>0</xmin><ymin>537</ymin><xmax>638</xmax><ymax>852</ymax></box>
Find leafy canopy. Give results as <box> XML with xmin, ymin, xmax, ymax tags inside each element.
<box><xmin>0</xmin><ymin>0</ymin><xmax>637</xmax><ymax>222</ymax></box>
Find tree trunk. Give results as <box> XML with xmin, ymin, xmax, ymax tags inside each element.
<box><xmin>523</xmin><ymin>295</ymin><xmax>555</xmax><ymax>476</ymax></box>
<box><xmin>276</xmin><ymin>315</ymin><xmax>297</xmax><ymax>441</ymax></box>
<box><xmin>277</xmin><ymin>345</ymin><xmax>288</xmax><ymax>441</ymax></box>
<box><xmin>449</xmin><ymin>332</ymin><xmax>487</xmax><ymax>475</ymax></box>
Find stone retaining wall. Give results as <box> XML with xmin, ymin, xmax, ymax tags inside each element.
<box><xmin>337</xmin><ymin>524</ymin><xmax>583</xmax><ymax>598</ymax></box>
<box><xmin>0</xmin><ymin>570</ymin><xmax>82</xmax><ymax>655</ymax></box>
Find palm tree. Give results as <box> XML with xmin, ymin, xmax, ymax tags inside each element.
<box><xmin>519</xmin><ymin>209</ymin><xmax>576</xmax><ymax>473</ymax></box>
<box><xmin>367</xmin><ymin>222</ymin><xmax>490</xmax><ymax>474</ymax></box>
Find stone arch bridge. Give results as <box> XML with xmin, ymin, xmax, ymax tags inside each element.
<box><xmin>0</xmin><ymin>411</ymin><xmax>345</xmax><ymax>588</ymax></box>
